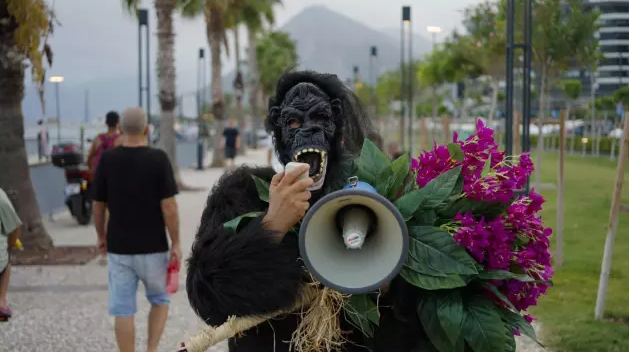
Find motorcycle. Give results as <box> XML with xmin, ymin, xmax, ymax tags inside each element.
<box><xmin>51</xmin><ymin>142</ymin><xmax>93</xmax><ymax>225</ymax></box>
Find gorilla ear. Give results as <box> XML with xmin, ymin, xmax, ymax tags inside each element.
<box><xmin>330</xmin><ymin>98</ymin><xmax>342</xmax><ymax>116</ymax></box>
<box><xmin>269</xmin><ymin>106</ymin><xmax>281</xmax><ymax>126</ymax></box>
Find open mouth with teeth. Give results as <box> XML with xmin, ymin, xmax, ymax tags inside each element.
<box><xmin>293</xmin><ymin>148</ymin><xmax>329</xmax><ymax>190</ymax></box>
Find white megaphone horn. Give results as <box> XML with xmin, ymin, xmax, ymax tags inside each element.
<box><xmin>285</xmin><ymin>162</ymin><xmax>409</xmax><ymax>295</ymax></box>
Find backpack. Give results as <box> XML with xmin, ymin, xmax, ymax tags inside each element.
<box><xmin>91</xmin><ymin>134</ymin><xmax>118</xmax><ymax>170</ymax></box>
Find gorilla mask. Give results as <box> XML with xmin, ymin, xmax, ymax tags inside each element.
<box><xmin>269</xmin><ymin>82</ymin><xmax>342</xmax><ymax>191</ymax></box>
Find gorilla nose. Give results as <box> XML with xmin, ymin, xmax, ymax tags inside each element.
<box><xmin>300</xmin><ymin>124</ymin><xmax>323</xmax><ymax>136</ymax></box>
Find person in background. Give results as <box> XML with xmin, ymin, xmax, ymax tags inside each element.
<box><xmin>36</xmin><ymin>120</ymin><xmax>49</xmax><ymax>162</ymax></box>
<box><xmin>92</xmin><ymin>107</ymin><xmax>181</xmax><ymax>352</ymax></box>
<box><xmin>221</xmin><ymin>118</ymin><xmax>240</xmax><ymax>171</ymax></box>
<box><xmin>0</xmin><ymin>187</ymin><xmax>21</xmax><ymax>322</ymax></box>
<box><xmin>388</xmin><ymin>142</ymin><xmax>406</xmax><ymax>159</ymax></box>
<box><xmin>87</xmin><ymin>111</ymin><xmax>122</xmax><ymax>177</ymax></box>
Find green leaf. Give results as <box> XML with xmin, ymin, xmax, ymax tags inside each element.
<box><xmin>357</xmin><ymin>138</ymin><xmax>391</xmax><ymax>185</ymax></box>
<box><xmin>375</xmin><ymin>166</ymin><xmax>394</xmax><ymax>197</ymax></box>
<box><xmin>406</xmin><ymin>256</ymin><xmax>448</xmax><ymax>277</ymax></box>
<box><xmin>447</xmin><ymin>143</ymin><xmax>465</xmax><ymax>162</ymax></box>
<box><xmin>437</xmin><ymin>290</ymin><xmax>465</xmax><ymax>346</ymax></box>
<box><xmin>462</xmin><ymin>296</ymin><xmax>506</xmax><ymax>352</ymax></box>
<box><xmin>408</xmin><ymin>226</ymin><xmax>479</xmax><ymax>275</ymax></box>
<box><xmin>503</xmin><ymin>325</ymin><xmax>516</xmax><ymax>352</ymax></box>
<box><xmin>480</xmin><ymin>282</ymin><xmax>518</xmax><ymax>313</ymax></box>
<box><xmin>480</xmin><ymin>157</ymin><xmax>492</xmax><ymax>178</ymax></box>
<box><xmin>223</xmin><ymin>212</ymin><xmax>265</xmax><ymax>234</ymax></box>
<box><xmin>412</xmin><ymin>210</ymin><xmax>437</xmax><ymax>226</ymax></box>
<box><xmin>417</xmin><ymin>291</ymin><xmax>465</xmax><ymax>352</ymax></box>
<box><xmin>251</xmin><ymin>175</ymin><xmax>270</xmax><ymax>203</ymax></box>
<box><xmin>417</xmin><ymin>166</ymin><xmax>463</xmax><ymax>209</ymax></box>
<box><xmin>394</xmin><ymin>189</ymin><xmax>424</xmax><ymax>220</ymax></box>
<box><xmin>498</xmin><ymin>308</ymin><xmax>542</xmax><ymax>346</ymax></box>
<box><xmin>344</xmin><ymin>294</ymin><xmax>380</xmax><ymax>337</ymax></box>
<box><xmin>476</xmin><ymin>270</ymin><xmax>535</xmax><ymax>283</ymax></box>
<box><xmin>387</xmin><ymin>153</ymin><xmax>411</xmax><ymax>199</ymax></box>
<box><xmin>401</xmin><ymin>266</ymin><xmax>467</xmax><ymax>290</ymax></box>
<box><xmin>437</xmin><ymin>198</ymin><xmax>508</xmax><ymax>221</ymax></box>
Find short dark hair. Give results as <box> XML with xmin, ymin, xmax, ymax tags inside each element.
<box><xmin>105</xmin><ymin>111</ymin><xmax>120</xmax><ymax>128</ymax></box>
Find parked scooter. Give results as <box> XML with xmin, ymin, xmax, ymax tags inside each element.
<box><xmin>51</xmin><ymin>142</ymin><xmax>92</xmax><ymax>225</ymax></box>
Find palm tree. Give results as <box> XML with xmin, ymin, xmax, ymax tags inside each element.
<box><xmin>223</xmin><ymin>10</ymin><xmax>246</xmax><ymax>155</ymax></box>
<box><xmin>241</xmin><ymin>0</ymin><xmax>281</xmax><ymax>149</ymax></box>
<box><xmin>0</xmin><ymin>0</ymin><xmax>54</xmax><ymax>249</ymax></box>
<box><xmin>122</xmin><ymin>0</ymin><xmax>200</xmax><ymax>187</ymax></box>
<box><xmin>257</xmin><ymin>30</ymin><xmax>299</xmax><ymax>104</ymax></box>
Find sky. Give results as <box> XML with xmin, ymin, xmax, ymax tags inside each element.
<box><xmin>41</xmin><ymin>0</ymin><xmax>484</xmax><ymax>87</ymax></box>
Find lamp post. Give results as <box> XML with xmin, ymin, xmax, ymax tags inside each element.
<box><xmin>505</xmin><ymin>0</ymin><xmax>532</xmax><ymax>194</ymax></box>
<box><xmin>197</xmin><ymin>48</ymin><xmax>207</xmax><ymax>170</ymax></box>
<box><xmin>49</xmin><ymin>75</ymin><xmax>64</xmax><ymax>143</ymax></box>
<box><xmin>402</xmin><ymin>6</ymin><xmax>413</xmax><ymax>155</ymax></box>
<box><xmin>138</xmin><ymin>8</ymin><xmax>151</xmax><ymax>143</ymax></box>
<box><xmin>369</xmin><ymin>46</ymin><xmax>378</xmax><ymax>120</ymax></box>
<box><xmin>427</xmin><ymin>26</ymin><xmax>442</xmax><ymax>142</ymax></box>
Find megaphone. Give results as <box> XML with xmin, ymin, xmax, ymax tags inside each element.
<box><xmin>298</xmin><ymin>175</ymin><xmax>409</xmax><ymax>294</ymax></box>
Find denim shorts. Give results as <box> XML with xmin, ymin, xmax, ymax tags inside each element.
<box><xmin>107</xmin><ymin>251</ymin><xmax>170</xmax><ymax>316</ymax></box>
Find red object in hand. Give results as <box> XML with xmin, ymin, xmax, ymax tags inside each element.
<box><xmin>166</xmin><ymin>260</ymin><xmax>180</xmax><ymax>294</ymax></box>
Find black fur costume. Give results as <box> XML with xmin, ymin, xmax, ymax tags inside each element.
<box><xmin>186</xmin><ymin>71</ymin><xmax>429</xmax><ymax>352</ymax></box>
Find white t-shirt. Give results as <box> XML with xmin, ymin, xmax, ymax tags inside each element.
<box><xmin>266</xmin><ymin>133</ymin><xmax>283</xmax><ymax>172</ymax></box>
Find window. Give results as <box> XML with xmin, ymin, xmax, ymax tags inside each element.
<box><xmin>598</xmin><ymin>4</ymin><xmax>629</xmax><ymax>13</ymax></box>
<box><xmin>601</xmin><ymin>45</ymin><xmax>629</xmax><ymax>53</ymax></box>
<box><xmin>600</xmin><ymin>19</ymin><xmax>629</xmax><ymax>27</ymax></box>
<box><xmin>598</xmin><ymin>70</ymin><xmax>629</xmax><ymax>78</ymax></box>
<box><xmin>600</xmin><ymin>32</ymin><xmax>629</xmax><ymax>41</ymax></box>
<box><xmin>601</xmin><ymin>57</ymin><xmax>629</xmax><ymax>66</ymax></box>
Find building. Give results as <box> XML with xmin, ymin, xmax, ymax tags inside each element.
<box><xmin>585</xmin><ymin>0</ymin><xmax>629</xmax><ymax>96</ymax></box>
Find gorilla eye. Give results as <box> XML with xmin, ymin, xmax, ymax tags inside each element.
<box><xmin>288</xmin><ymin>118</ymin><xmax>302</xmax><ymax>129</ymax></box>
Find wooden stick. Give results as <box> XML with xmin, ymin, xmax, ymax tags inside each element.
<box><xmin>594</xmin><ymin>111</ymin><xmax>629</xmax><ymax>320</ymax></box>
<box><xmin>442</xmin><ymin>115</ymin><xmax>451</xmax><ymax>143</ymax></box>
<box><xmin>419</xmin><ymin>117</ymin><xmax>429</xmax><ymax>152</ymax></box>
<box><xmin>514</xmin><ymin>111</ymin><xmax>521</xmax><ymax>155</ymax></box>
<box><xmin>556</xmin><ymin>110</ymin><xmax>566</xmax><ymax>267</ymax></box>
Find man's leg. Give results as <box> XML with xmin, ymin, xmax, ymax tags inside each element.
<box><xmin>138</xmin><ymin>252</ymin><xmax>171</xmax><ymax>352</ymax></box>
<box><xmin>0</xmin><ymin>262</ymin><xmax>11</xmax><ymax>309</ymax></box>
<box><xmin>108</xmin><ymin>253</ymin><xmax>139</xmax><ymax>352</ymax></box>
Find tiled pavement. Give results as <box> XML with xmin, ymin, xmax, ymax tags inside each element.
<box><xmin>2</xmin><ymin>149</ymin><xmax>544</xmax><ymax>352</ymax></box>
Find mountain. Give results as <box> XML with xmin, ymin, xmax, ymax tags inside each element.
<box><xmin>20</xmin><ymin>5</ymin><xmax>432</xmax><ymax>125</ymax></box>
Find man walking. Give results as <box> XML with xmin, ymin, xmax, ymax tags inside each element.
<box><xmin>221</xmin><ymin>118</ymin><xmax>240</xmax><ymax>171</ymax></box>
<box><xmin>36</xmin><ymin>120</ymin><xmax>49</xmax><ymax>161</ymax></box>
<box><xmin>92</xmin><ymin>107</ymin><xmax>181</xmax><ymax>352</ymax></box>
<box><xmin>0</xmin><ymin>187</ymin><xmax>21</xmax><ymax>321</ymax></box>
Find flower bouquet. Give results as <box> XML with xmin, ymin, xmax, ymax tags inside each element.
<box><xmin>344</xmin><ymin>119</ymin><xmax>553</xmax><ymax>351</ymax></box>
<box><xmin>183</xmin><ymin>120</ymin><xmax>553</xmax><ymax>352</ymax></box>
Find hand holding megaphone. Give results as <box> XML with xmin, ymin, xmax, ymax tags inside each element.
<box><xmin>263</xmin><ymin>162</ymin><xmax>313</xmax><ymax>236</ymax></box>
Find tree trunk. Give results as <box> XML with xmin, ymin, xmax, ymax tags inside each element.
<box><xmin>246</xmin><ymin>25</ymin><xmax>261</xmax><ymax>149</ymax></box>
<box><xmin>154</xmin><ymin>0</ymin><xmax>183</xmax><ymax>186</ymax></box>
<box><xmin>534</xmin><ymin>64</ymin><xmax>548</xmax><ymax>190</ymax></box>
<box><xmin>430</xmin><ymin>87</ymin><xmax>438</xmax><ymax>142</ymax></box>
<box><xmin>0</xmin><ymin>24</ymin><xmax>53</xmax><ymax>249</ymax></box>
<box><xmin>488</xmin><ymin>77</ymin><xmax>500</xmax><ymax>127</ymax></box>
<box><xmin>233</xmin><ymin>25</ymin><xmax>246</xmax><ymax>156</ymax></box>
<box><xmin>566</xmin><ymin>105</ymin><xmax>574</xmax><ymax>154</ymax></box>
<box><xmin>207</xmin><ymin>8</ymin><xmax>225</xmax><ymax>167</ymax></box>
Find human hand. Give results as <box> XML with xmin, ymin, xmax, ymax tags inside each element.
<box><xmin>97</xmin><ymin>237</ymin><xmax>107</xmax><ymax>255</ymax></box>
<box><xmin>170</xmin><ymin>244</ymin><xmax>182</xmax><ymax>266</ymax></box>
<box><xmin>263</xmin><ymin>164</ymin><xmax>313</xmax><ymax>235</ymax></box>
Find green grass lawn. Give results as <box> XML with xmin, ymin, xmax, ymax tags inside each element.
<box><xmin>531</xmin><ymin>152</ymin><xmax>629</xmax><ymax>352</ymax></box>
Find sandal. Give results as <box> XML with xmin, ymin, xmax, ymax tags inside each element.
<box><xmin>0</xmin><ymin>306</ymin><xmax>12</xmax><ymax>322</ymax></box>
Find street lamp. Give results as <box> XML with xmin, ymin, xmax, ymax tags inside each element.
<box><xmin>400</xmin><ymin>6</ymin><xmax>411</xmax><ymax>150</ymax></box>
<box><xmin>138</xmin><ymin>8</ymin><xmax>151</xmax><ymax>143</ymax></box>
<box><xmin>402</xmin><ymin>6</ymin><xmax>413</xmax><ymax>155</ymax></box>
<box><xmin>49</xmin><ymin>75</ymin><xmax>64</xmax><ymax>143</ymax></box>
<box><xmin>197</xmin><ymin>48</ymin><xmax>207</xmax><ymax>170</ymax></box>
<box><xmin>426</xmin><ymin>26</ymin><xmax>442</xmax><ymax>50</ymax></box>
<box><xmin>369</xmin><ymin>46</ymin><xmax>378</xmax><ymax>121</ymax></box>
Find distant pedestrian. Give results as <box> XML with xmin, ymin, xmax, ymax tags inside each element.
<box><xmin>87</xmin><ymin>111</ymin><xmax>122</xmax><ymax>177</ymax></box>
<box><xmin>36</xmin><ymin>120</ymin><xmax>49</xmax><ymax>161</ymax></box>
<box><xmin>222</xmin><ymin>118</ymin><xmax>240</xmax><ymax>171</ymax></box>
<box><xmin>92</xmin><ymin>107</ymin><xmax>181</xmax><ymax>352</ymax></box>
<box><xmin>0</xmin><ymin>187</ymin><xmax>22</xmax><ymax>322</ymax></box>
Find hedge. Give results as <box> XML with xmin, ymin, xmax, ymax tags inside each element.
<box><xmin>527</xmin><ymin>134</ymin><xmax>617</xmax><ymax>155</ymax></box>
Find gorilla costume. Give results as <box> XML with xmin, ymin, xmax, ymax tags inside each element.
<box><xmin>186</xmin><ymin>71</ymin><xmax>428</xmax><ymax>352</ymax></box>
